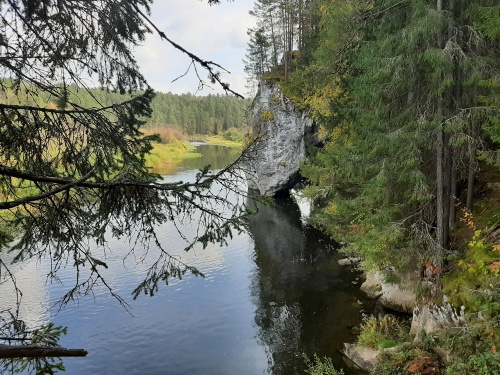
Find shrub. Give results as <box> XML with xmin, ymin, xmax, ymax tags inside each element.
<box><xmin>371</xmin><ymin>363</ymin><xmax>413</xmax><ymax>375</ymax></box>
<box><xmin>222</xmin><ymin>127</ymin><xmax>244</xmax><ymax>142</ymax></box>
<box><xmin>270</xmin><ymin>95</ymin><xmax>281</xmax><ymax>105</ymax></box>
<box><xmin>357</xmin><ymin>315</ymin><xmax>407</xmax><ymax>349</ymax></box>
<box><xmin>446</xmin><ymin>353</ymin><xmax>500</xmax><ymax>375</ymax></box>
<box><xmin>436</xmin><ymin>322</ymin><xmax>500</xmax><ymax>372</ymax></box>
<box><xmin>303</xmin><ymin>354</ymin><xmax>344</xmax><ymax>375</ymax></box>
<box><xmin>141</xmin><ymin>126</ymin><xmax>185</xmax><ymax>144</ymax></box>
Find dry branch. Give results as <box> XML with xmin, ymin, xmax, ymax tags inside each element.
<box><xmin>0</xmin><ymin>344</ymin><xmax>87</xmax><ymax>358</ymax></box>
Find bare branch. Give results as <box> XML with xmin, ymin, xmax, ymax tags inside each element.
<box><xmin>132</xmin><ymin>3</ymin><xmax>244</xmax><ymax>99</ymax></box>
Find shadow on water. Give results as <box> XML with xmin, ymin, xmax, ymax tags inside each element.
<box><xmin>247</xmin><ymin>197</ymin><xmax>374</xmax><ymax>375</ymax></box>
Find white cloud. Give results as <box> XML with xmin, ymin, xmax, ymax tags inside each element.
<box><xmin>135</xmin><ymin>0</ymin><xmax>255</xmax><ymax>97</ymax></box>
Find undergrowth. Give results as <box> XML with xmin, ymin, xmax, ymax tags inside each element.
<box><xmin>303</xmin><ymin>354</ymin><xmax>344</xmax><ymax>375</ymax></box>
<box><xmin>357</xmin><ymin>315</ymin><xmax>408</xmax><ymax>350</ymax></box>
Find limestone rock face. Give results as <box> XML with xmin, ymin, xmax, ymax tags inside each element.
<box><xmin>245</xmin><ymin>81</ymin><xmax>318</xmax><ymax>196</ymax></box>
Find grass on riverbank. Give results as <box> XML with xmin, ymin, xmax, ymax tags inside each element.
<box><xmin>185</xmin><ymin>127</ymin><xmax>247</xmax><ymax>149</ymax></box>
<box><xmin>142</xmin><ymin>127</ymin><xmax>244</xmax><ymax>173</ymax></box>
<box><xmin>145</xmin><ymin>141</ymin><xmax>201</xmax><ymax>174</ymax></box>
<box><xmin>204</xmin><ymin>135</ymin><xmax>243</xmax><ymax>148</ymax></box>
<box><xmin>141</xmin><ymin>127</ymin><xmax>203</xmax><ymax>174</ymax></box>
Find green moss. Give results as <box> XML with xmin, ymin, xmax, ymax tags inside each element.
<box><xmin>260</xmin><ymin>109</ymin><xmax>275</xmax><ymax>121</ymax></box>
<box><xmin>270</xmin><ymin>95</ymin><xmax>281</xmax><ymax>105</ymax></box>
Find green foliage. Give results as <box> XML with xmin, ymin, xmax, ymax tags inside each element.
<box><xmin>245</xmin><ymin>0</ymin><xmax>320</xmax><ymax>84</ymax></box>
<box><xmin>222</xmin><ymin>127</ymin><xmax>245</xmax><ymax>142</ymax></box>
<box><xmin>357</xmin><ymin>315</ymin><xmax>407</xmax><ymax>350</ymax></box>
<box><xmin>303</xmin><ymin>354</ymin><xmax>344</xmax><ymax>375</ymax></box>
<box><xmin>477</xmin><ymin>5</ymin><xmax>500</xmax><ymax>41</ymax></box>
<box><xmin>147</xmin><ymin>91</ymin><xmax>250</xmax><ymax>135</ymax></box>
<box><xmin>0</xmin><ymin>322</ymin><xmax>68</xmax><ymax>374</ymax></box>
<box><xmin>288</xmin><ymin>0</ymin><xmax>500</xmax><ymax>275</ymax></box>
<box><xmin>0</xmin><ymin>84</ymin><xmax>250</xmax><ymax>137</ymax></box>
<box><xmin>446</xmin><ymin>353</ymin><xmax>500</xmax><ymax>375</ymax></box>
<box><xmin>31</xmin><ymin>323</ymin><xmax>67</xmax><ymax>346</ymax></box>
<box><xmin>370</xmin><ymin>363</ymin><xmax>413</xmax><ymax>375</ymax></box>
<box><xmin>444</xmin><ymin>210</ymin><xmax>500</xmax><ymax>313</ymax></box>
<box><xmin>425</xmin><ymin>311</ymin><xmax>500</xmax><ymax>374</ymax></box>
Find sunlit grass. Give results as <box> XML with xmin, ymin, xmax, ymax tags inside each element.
<box><xmin>204</xmin><ymin>135</ymin><xmax>243</xmax><ymax>149</ymax></box>
<box><xmin>145</xmin><ymin>140</ymin><xmax>202</xmax><ymax>174</ymax></box>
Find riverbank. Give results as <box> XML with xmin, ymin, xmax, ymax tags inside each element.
<box><xmin>333</xmin><ymin>164</ymin><xmax>500</xmax><ymax>374</ymax></box>
<box><xmin>187</xmin><ymin>133</ymin><xmax>245</xmax><ymax>149</ymax></box>
<box><xmin>145</xmin><ymin>133</ymin><xmax>243</xmax><ymax>174</ymax></box>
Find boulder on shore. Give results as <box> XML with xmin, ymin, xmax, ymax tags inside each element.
<box><xmin>338</xmin><ymin>257</ymin><xmax>362</xmax><ymax>266</ymax></box>
<box><xmin>360</xmin><ymin>271</ymin><xmax>416</xmax><ymax>313</ymax></box>
<box><xmin>342</xmin><ymin>343</ymin><xmax>379</xmax><ymax>371</ymax></box>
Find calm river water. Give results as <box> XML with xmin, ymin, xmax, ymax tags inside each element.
<box><xmin>3</xmin><ymin>144</ymin><xmax>373</xmax><ymax>374</ymax></box>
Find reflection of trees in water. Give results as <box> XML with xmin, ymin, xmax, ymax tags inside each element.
<box><xmin>180</xmin><ymin>145</ymin><xmax>241</xmax><ymax>171</ymax></box>
<box><xmin>256</xmin><ymin>302</ymin><xmax>302</xmax><ymax>374</ymax></box>
<box><xmin>248</xmin><ymin>197</ymin><xmax>371</xmax><ymax>375</ymax></box>
<box><xmin>248</xmin><ymin>198</ymin><xmax>318</xmax><ymax>375</ymax></box>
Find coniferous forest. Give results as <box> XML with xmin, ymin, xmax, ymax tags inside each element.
<box><xmin>0</xmin><ymin>84</ymin><xmax>250</xmax><ymax>136</ymax></box>
<box><xmin>246</xmin><ymin>1</ymin><xmax>500</xmax><ymax>373</ymax></box>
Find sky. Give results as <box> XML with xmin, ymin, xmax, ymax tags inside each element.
<box><xmin>134</xmin><ymin>0</ymin><xmax>256</xmax><ymax>98</ymax></box>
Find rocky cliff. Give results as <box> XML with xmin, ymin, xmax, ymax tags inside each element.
<box><xmin>245</xmin><ymin>81</ymin><xmax>318</xmax><ymax>196</ymax></box>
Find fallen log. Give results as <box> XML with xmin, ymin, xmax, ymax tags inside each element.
<box><xmin>0</xmin><ymin>344</ymin><xmax>87</xmax><ymax>358</ymax></box>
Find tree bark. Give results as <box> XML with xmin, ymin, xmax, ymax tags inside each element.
<box><xmin>466</xmin><ymin>118</ymin><xmax>477</xmax><ymax>211</ymax></box>
<box><xmin>435</xmin><ymin>0</ymin><xmax>450</xmax><ymax>249</ymax></box>
<box><xmin>449</xmin><ymin>153</ymin><xmax>457</xmax><ymax>228</ymax></box>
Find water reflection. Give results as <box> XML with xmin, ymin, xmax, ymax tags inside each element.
<box><xmin>248</xmin><ymin>198</ymin><xmax>373</xmax><ymax>374</ymax></box>
<box><xmin>176</xmin><ymin>144</ymin><xmax>240</xmax><ymax>172</ymax></box>
<box><xmin>0</xmin><ymin>254</ymin><xmax>51</xmax><ymax>329</ymax></box>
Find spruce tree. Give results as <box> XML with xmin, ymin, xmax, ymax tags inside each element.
<box><xmin>0</xmin><ymin>0</ymin><xmax>250</xmax><ymax>361</ymax></box>
<box><xmin>301</xmin><ymin>0</ymin><xmax>499</xmax><ymax>271</ymax></box>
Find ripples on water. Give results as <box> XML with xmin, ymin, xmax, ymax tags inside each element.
<box><xmin>1</xmin><ymin>144</ymin><xmax>373</xmax><ymax>375</ymax></box>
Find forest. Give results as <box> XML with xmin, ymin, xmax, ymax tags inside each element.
<box><xmin>246</xmin><ymin>0</ymin><xmax>500</xmax><ymax>373</ymax></box>
<box><xmin>1</xmin><ymin>84</ymin><xmax>250</xmax><ymax>136</ymax></box>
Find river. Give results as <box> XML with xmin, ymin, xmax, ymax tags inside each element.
<box><xmin>1</xmin><ymin>143</ymin><xmax>373</xmax><ymax>374</ymax></box>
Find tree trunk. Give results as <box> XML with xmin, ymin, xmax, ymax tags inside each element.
<box><xmin>466</xmin><ymin>116</ymin><xmax>477</xmax><ymax>210</ymax></box>
<box><xmin>435</xmin><ymin>0</ymin><xmax>450</xmax><ymax>249</ymax></box>
<box><xmin>449</xmin><ymin>153</ymin><xmax>457</xmax><ymax>228</ymax></box>
<box><xmin>269</xmin><ymin>9</ymin><xmax>278</xmax><ymax>67</ymax></box>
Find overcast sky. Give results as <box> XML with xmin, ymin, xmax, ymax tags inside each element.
<box><xmin>134</xmin><ymin>0</ymin><xmax>256</xmax><ymax>98</ymax></box>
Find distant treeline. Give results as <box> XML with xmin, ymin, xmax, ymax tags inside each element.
<box><xmin>0</xmin><ymin>81</ymin><xmax>251</xmax><ymax>135</ymax></box>
<box><xmin>75</xmin><ymin>89</ymin><xmax>250</xmax><ymax>135</ymax></box>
